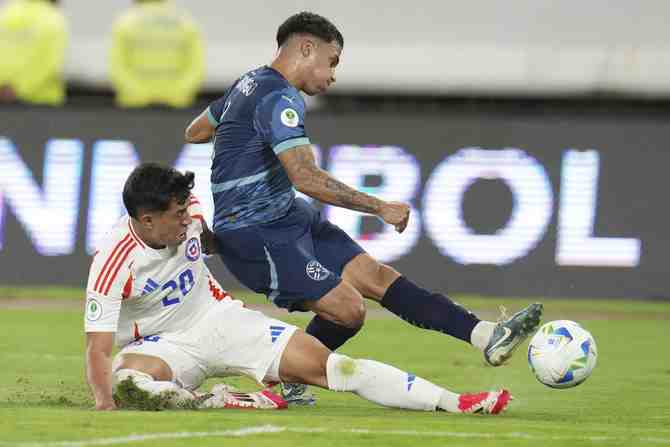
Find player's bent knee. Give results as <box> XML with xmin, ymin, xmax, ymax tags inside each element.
<box><xmin>339</xmin><ymin>282</ymin><xmax>367</xmax><ymax>328</ymax></box>
<box><xmin>113</xmin><ymin>353</ymin><xmax>173</xmax><ymax>382</ymax></box>
<box><xmin>316</xmin><ymin>281</ymin><xmax>367</xmax><ymax>328</ymax></box>
<box><xmin>340</xmin><ymin>299</ymin><xmax>366</xmax><ymax>329</ymax></box>
<box><xmin>113</xmin><ymin>368</ymin><xmax>153</xmax><ymax>389</ymax></box>
<box><xmin>113</xmin><ymin>368</ymin><xmax>195</xmax><ymax>409</ymax></box>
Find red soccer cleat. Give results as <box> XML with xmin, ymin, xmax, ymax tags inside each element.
<box><xmin>457</xmin><ymin>389</ymin><xmax>512</xmax><ymax>414</ymax></box>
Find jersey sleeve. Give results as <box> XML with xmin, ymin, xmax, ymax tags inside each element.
<box><xmin>188</xmin><ymin>194</ymin><xmax>206</xmax><ymax>230</ymax></box>
<box><xmin>206</xmin><ymin>95</ymin><xmax>228</xmax><ymax>127</ymax></box>
<box><xmin>84</xmin><ymin>233</ymin><xmax>138</xmax><ymax>332</ymax></box>
<box><xmin>254</xmin><ymin>89</ymin><xmax>310</xmax><ymax>155</ymax></box>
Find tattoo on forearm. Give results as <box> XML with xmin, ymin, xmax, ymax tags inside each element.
<box><xmin>324</xmin><ymin>177</ymin><xmax>381</xmax><ymax>214</ymax></box>
<box><xmin>283</xmin><ymin>146</ymin><xmax>382</xmax><ymax>214</ymax></box>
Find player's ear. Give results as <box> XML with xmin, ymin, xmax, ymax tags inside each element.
<box><xmin>300</xmin><ymin>38</ymin><xmax>315</xmax><ymax>58</ymax></box>
<box><xmin>138</xmin><ymin>212</ymin><xmax>153</xmax><ymax>230</ymax></box>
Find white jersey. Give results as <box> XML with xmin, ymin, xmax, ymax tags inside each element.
<box><xmin>84</xmin><ymin>195</ymin><xmax>232</xmax><ymax>347</ymax></box>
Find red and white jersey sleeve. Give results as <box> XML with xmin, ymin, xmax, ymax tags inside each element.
<box><xmin>84</xmin><ymin>218</ymin><xmax>141</xmax><ymax>332</ymax></box>
<box><xmin>187</xmin><ymin>194</ymin><xmax>206</xmax><ymax>230</ymax></box>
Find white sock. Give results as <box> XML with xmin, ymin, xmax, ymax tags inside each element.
<box><xmin>437</xmin><ymin>389</ymin><xmax>461</xmax><ymax>412</ymax></box>
<box><xmin>326</xmin><ymin>353</ymin><xmax>443</xmax><ymax>411</ymax></box>
<box><xmin>470</xmin><ymin>321</ymin><xmax>497</xmax><ymax>352</ymax></box>
<box><xmin>113</xmin><ymin>369</ymin><xmax>195</xmax><ymax>407</ymax></box>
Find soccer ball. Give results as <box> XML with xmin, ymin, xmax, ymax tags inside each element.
<box><xmin>527</xmin><ymin>320</ymin><xmax>597</xmax><ymax>389</ymax></box>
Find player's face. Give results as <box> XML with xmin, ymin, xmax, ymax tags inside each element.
<box><xmin>153</xmin><ymin>198</ymin><xmax>192</xmax><ymax>247</ymax></box>
<box><xmin>302</xmin><ymin>40</ymin><xmax>341</xmax><ymax>96</ymax></box>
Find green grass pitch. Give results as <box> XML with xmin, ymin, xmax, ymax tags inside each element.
<box><xmin>1</xmin><ymin>288</ymin><xmax>669</xmax><ymax>447</ymax></box>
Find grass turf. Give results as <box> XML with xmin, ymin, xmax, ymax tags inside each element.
<box><xmin>0</xmin><ymin>290</ymin><xmax>669</xmax><ymax>446</ymax></box>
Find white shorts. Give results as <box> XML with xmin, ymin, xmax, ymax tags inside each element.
<box><xmin>112</xmin><ymin>300</ymin><xmax>298</xmax><ymax>390</ymax></box>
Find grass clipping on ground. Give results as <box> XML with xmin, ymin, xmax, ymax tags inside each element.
<box><xmin>113</xmin><ymin>377</ymin><xmax>199</xmax><ymax>411</ymax></box>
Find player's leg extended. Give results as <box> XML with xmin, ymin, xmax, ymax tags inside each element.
<box><xmin>277</xmin><ymin>330</ymin><xmax>511</xmax><ymax>414</ymax></box>
<box><xmin>342</xmin><ymin>253</ymin><xmax>484</xmax><ymax>345</ymax></box>
<box><xmin>342</xmin><ymin>253</ymin><xmax>544</xmax><ymax>366</ymax></box>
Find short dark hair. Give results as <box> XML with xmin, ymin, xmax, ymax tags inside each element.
<box><xmin>276</xmin><ymin>12</ymin><xmax>343</xmax><ymax>49</ymax></box>
<box><xmin>123</xmin><ymin>163</ymin><xmax>194</xmax><ymax>219</ymax></box>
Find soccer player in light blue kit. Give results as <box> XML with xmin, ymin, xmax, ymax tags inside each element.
<box><xmin>186</xmin><ymin>12</ymin><xmax>542</xmax><ymax>403</ymax></box>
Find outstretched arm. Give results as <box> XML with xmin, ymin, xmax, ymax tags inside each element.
<box><xmin>278</xmin><ymin>145</ymin><xmax>409</xmax><ymax>233</ymax></box>
<box><xmin>86</xmin><ymin>332</ymin><xmax>116</xmax><ymax>410</ymax></box>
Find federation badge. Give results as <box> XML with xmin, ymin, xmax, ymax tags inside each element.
<box><xmin>280</xmin><ymin>108</ymin><xmax>299</xmax><ymax>128</ymax></box>
<box><xmin>185</xmin><ymin>237</ymin><xmax>201</xmax><ymax>261</ymax></box>
<box><xmin>86</xmin><ymin>298</ymin><xmax>102</xmax><ymax>321</ymax></box>
<box><xmin>306</xmin><ymin>260</ymin><xmax>330</xmax><ymax>281</ymax></box>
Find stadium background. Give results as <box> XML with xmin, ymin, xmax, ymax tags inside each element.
<box><xmin>2</xmin><ymin>2</ymin><xmax>670</xmax><ymax>446</ymax></box>
<box><xmin>1</xmin><ymin>0</ymin><xmax>668</xmax><ymax>299</ymax></box>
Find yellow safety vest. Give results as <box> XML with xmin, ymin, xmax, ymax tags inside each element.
<box><xmin>0</xmin><ymin>0</ymin><xmax>67</xmax><ymax>106</ymax></box>
<box><xmin>110</xmin><ymin>2</ymin><xmax>205</xmax><ymax>108</ymax></box>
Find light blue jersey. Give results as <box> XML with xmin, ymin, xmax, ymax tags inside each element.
<box><xmin>207</xmin><ymin>66</ymin><xmax>310</xmax><ymax>232</ymax></box>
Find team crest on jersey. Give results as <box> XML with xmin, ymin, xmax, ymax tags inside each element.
<box><xmin>306</xmin><ymin>260</ymin><xmax>330</xmax><ymax>281</ymax></box>
<box><xmin>86</xmin><ymin>298</ymin><xmax>102</xmax><ymax>321</ymax></box>
<box><xmin>185</xmin><ymin>237</ymin><xmax>201</xmax><ymax>261</ymax></box>
<box><xmin>280</xmin><ymin>108</ymin><xmax>299</xmax><ymax>128</ymax></box>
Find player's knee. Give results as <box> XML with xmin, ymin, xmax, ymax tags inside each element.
<box><xmin>113</xmin><ymin>368</ymin><xmax>195</xmax><ymax>409</ymax></box>
<box><xmin>112</xmin><ymin>368</ymin><xmax>153</xmax><ymax>389</ymax></box>
<box><xmin>339</xmin><ymin>298</ymin><xmax>366</xmax><ymax>329</ymax></box>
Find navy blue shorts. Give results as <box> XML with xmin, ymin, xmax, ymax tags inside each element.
<box><xmin>214</xmin><ymin>198</ymin><xmax>365</xmax><ymax>311</ymax></box>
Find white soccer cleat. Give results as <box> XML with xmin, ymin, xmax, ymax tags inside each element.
<box><xmin>198</xmin><ymin>386</ymin><xmax>288</xmax><ymax>410</ymax></box>
<box><xmin>457</xmin><ymin>389</ymin><xmax>512</xmax><ymax>415</ymax></box>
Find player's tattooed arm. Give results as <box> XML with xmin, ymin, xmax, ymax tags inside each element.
<box><xmin>185</xmin><ymin>109</ymin><xmax>215</xmax><ymax>144</ymax></box>
<box><xmin>279</xmin><ymin>145</ymin><xmax>382</xmax><ymax>214</ymax></box>
<box><xmin>278</xmin><ymin>145</ymin><xmax>410</xmax><ymax>232</ymax></box>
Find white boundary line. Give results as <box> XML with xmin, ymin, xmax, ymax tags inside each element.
<box><xmin>0</xmin><ymin>426</ymin><xmax>283</xmax><ymax>447</ymax></box>
<box><xmin>2</xmin><ymin>425</ymin><xmax>669</xmax><ymax>447</ymax></box>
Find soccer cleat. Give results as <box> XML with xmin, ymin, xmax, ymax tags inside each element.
<box><xmin>484</xmin><ymin>303</ymin><xmax>543</xmax><ymax>366</ymax></box>
<box><xmin>199</xmin><ymin>385</ymin><xmax>287</xmax><ymax>410</ymax></box>
<box><xmin>280</xmin><ymin>382</ymin><xmax>317</xmax><ymax>406</ymax></box>
<box><xmin>458</xmin><ymin>389</ymin><xmax>512</xmax><ymax>415</ymax></box>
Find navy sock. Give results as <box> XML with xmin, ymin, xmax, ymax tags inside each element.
<box><xmin>305</xmin><ymin>315</ymin><xmax>361</xmax><ymax>351</ymax></box>
<box><xmin>381</xmin><ymin>276</ymin><xmax>480</xmax><ymax>343</ymax></box>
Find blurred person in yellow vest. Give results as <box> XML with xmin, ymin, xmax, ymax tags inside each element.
<box><xmin>110</xmin><ymin>0</ymin><xmax>205</xmax><ymax>108</ymax></box>
<box><xmin>0</xmin><ymin>0</ymin><xmax>67</xmax><ymax>106</ymax></box>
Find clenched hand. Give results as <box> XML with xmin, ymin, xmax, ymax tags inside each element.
<box><xmin>378</xmin><ymin>201</ymin><xmax>410</xmax><ymax>233</ymax></box>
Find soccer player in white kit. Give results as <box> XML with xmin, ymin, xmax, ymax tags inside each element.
<box><xmin>84</xmin><ymin>163</ymin><xmax>512</xmax><ymax>413</ymax></box>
